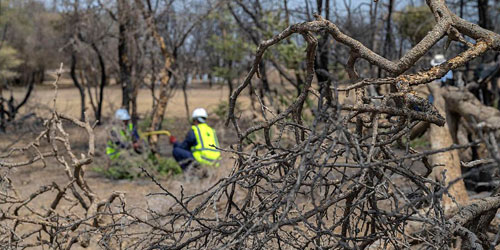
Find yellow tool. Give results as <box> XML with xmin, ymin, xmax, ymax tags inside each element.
<box><xmin>139</xmin><ymin>130</ymin><xmax>171</xmax><ymax>139</ymax></box>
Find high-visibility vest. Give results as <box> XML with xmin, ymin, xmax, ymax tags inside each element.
<box><xmin>190</xmin><ymin>123</ymin><xmax>221</xmax><ymax>166</ymax></box>
<box><xmin>106</xmin><ymin>123</ymin><xmax>135</xmax><ymax>160</ymax></box>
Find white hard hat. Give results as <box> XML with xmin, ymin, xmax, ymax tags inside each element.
<box><xmin>192</xmin><ymin>108</ymin><xmax>207</xmax><ymax>123</ymax></box>
<box><xmin>115</xmin><ymin>108</ymin><xmax>131</xmax><ymax>121</ymax></box>
<box><xmin>430</xmin><ymin>54</ymin><xmax>446</xmax><ymax>66</ymax></box>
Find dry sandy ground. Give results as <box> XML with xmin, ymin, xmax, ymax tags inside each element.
<box><xmin>13</xmin><ymin>83</ymin><xmax>236</xmax><ymax>119</ymax></box>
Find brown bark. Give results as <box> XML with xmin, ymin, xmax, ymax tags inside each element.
<box><xmin>457</xmin><ymin>120</ymin><xmax>473</xmax><ymax>162</ymax></box>
<box><xmin>135</xmin><ymin>0</ymin><xmax>173</xmax><ymax>151</ymax></box>
<box><xmin>410</xmin><ymin>121</ymin><xmax>429</xmax><ymax>140</ymax></box>
<box><xmin>442</xmin><ymin>87</ymin><xmax>499</xmax><ymax>163</ymax></box>
<box><xmin>149</xmin><ymin>58</ymin><xmax>173</xmax><ymax>150</ymax></box>
<box><xmin>427</xmin><ymin>82</ymin><xmax>469</xmax><ymax>210</ymax></box>
<box><xmin>442</xmin><ymin>86</ymin><xmax>500</xmax><ymax>130</ymax></box>
<box><xmin>450</xmin><ymin>195</ymin><xmax>500</xmax><ymax>231</ymax></box>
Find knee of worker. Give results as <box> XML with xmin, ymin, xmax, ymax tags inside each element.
<box><xmin>172</xmin><ymin>147</ymin><xmax>183</xmax><ymax>161</ymax></box>
<box><xmin>172</xmin><ymin>147</ymin><xmax>193</xmax><ymax>162</ymax></box>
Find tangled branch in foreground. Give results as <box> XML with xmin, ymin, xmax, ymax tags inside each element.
<box><xmin>0</xmin><ymin>69</ymin><xmax>126</xmax><ymax>249</ymax></box>
<box><xmin>127</xmin><ymin>1</ymin><xmax>500</xmax><ymax>249</ymax></box>
<box><xmin>4</xmin><ymin>0</ymin><xmax>500</xmax><ymax>249</ymax></box>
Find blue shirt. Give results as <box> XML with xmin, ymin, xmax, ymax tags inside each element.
<box><xmin>173</xmin><ymin>129</ymin><xmax>197</xmax><ymax>151</ymax></box>
<box><xmin>440</xmin><ymin>70</ymin><xmax>453</xmax><ymax>83</ymax></box>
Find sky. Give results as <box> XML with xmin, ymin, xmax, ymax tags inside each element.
<box><xmin>39</xmin><ymin>0</ymin><xmax>422</xmax><ymax>13</ymax></box>
<box><xmin>288</xmin><ymin>0</ymin><xmax>419</xmax><ymax>12</ymax></box>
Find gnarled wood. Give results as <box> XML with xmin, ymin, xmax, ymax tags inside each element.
<box><xmin>442</xmin><ymin>86</ymin><xmax>500</xmax><ymax>130</ymax></box>
<box><xmin>428</xmin><ymin>82</ymin><xmax>469</xmax><ymax>209</ymax></box>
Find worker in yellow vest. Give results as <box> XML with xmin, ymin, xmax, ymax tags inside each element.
<box><xmin>169</xmin><ymin>108</ymin><xmax>221</xmax><ymax>170</ymax></box>
<box><xmin>106</xmin><ymin>108</ymin><xmax>141</xmax><ymax>160</ymax></box>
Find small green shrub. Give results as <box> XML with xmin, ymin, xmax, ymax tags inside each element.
<box><xmin>149</xmin><ymin>153</ymin><xmax>183</xmax><ymax>175</ymax></box>
<box><xmin>93</xmin><ymin>153</ymin><xmax>182</xmax><ymax>180</ymax></box>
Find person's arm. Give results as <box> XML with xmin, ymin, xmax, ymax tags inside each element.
<box><xmin>132</xmin><ymin>126</ymin><xmax>140</xmax><ymax>143</ymax></box>
<box><xmin>130</xmin><ymin>125</ymin><xmax>143</xmax><ymax>153</ymax></box>
<box><xmin>173</xmin><ymin>129</ymin><xmax>197</xmax><ymax>150</ymax></box>
<box><xmin>110</xmin><ymin>129</ymin><xmax>128</xmax><ymax>148</ymax></box>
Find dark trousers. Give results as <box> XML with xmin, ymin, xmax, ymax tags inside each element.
<box><xmin>172</xmin><ymin>147</ymin><xmax>195</xmax><ymax>170</ymax></box>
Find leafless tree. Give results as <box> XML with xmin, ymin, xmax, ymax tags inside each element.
<box><xmin>135</xmin><ymin>0</ymin><xmax>219</xmax><ymax>151</ymax></box>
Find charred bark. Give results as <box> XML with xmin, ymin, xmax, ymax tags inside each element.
<box><xmin>91</xmin><ymin>43</ymin><xmax>107</xmax><ymax>125</ymax></box>
<box><xmin>70</xmin><ymin>53</ymin><xmax>86</xmax><ymax>121</ymax></box>
<box><xmin>118</xmin><ymin>0</ymin><xmax>133</xmax><ymax>113</ymax></box>
<box><xmin>478</xmin><ymin>0</ymin><xmax>492</xmax><ymax>30</ymax></box>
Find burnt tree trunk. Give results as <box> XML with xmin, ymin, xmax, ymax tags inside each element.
<box><xmin>478</xmin><ymin>0</ymin><xmax>492</xmax><ymax>30</ymax></box>
<box><xmin>70</xmin><ymin>53</ymin><xmax>86</xmax><ymax>121</ymax></box>
<box><xmin>118</xmin><ymin>0</ymin><xmax>132</xmax><ymax>113</ymax></box>
<box><xmin>379</xmin><ymin>0</ymin><xmax>394</xmax><ymax>79</ymax></box>
<box><xmin>258</xmin><ymin>61</ymin><xmax>271</xmax><ymax>105</ymax></box>
<box><xmin>226</xmin><ymin>60</ymin><xmax>234</xmax><ymax>102</ymax></box>
<box><xmin>131</xmin><ymin>86</ymin><xmax>139</xmax><ymax>126</ymax></box>
<box><xmin>208</xmin><ymin>73</ymin><xmax>213</xmax><ymax>88</ymax></box>
<box><xmin>383</xmin><ymin>0</ymin><xmax>394</xmax><ymax>58</ymax></box>
<box><xmin>91</xmin><ymin>43</ymin><xmax>107</xmax><ymax>124</ymax></box>
<box><xmin>314</xmin><ymin>0</ymin><xmax>332</xmax><ymax>105</ymax></box>
<box><xmin>3</xmin><ymin>69</ymin><xmax>37</xmax><ymax>125</ymax></box>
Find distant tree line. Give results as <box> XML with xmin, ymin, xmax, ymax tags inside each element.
<box><xmin>0</xmin><ymin>0</ymin><xmax>499</xmax><ymax>132</ymax></box>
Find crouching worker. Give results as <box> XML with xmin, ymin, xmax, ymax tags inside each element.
<box><xmin>169</xmin><ymin>108</ymin><xmax>221</xmax><ymax>170</ymax></box>
<box><xmin>106</xmin><ymin>108</ymin><xmax>141</xmax><ymax>160</ymax></box>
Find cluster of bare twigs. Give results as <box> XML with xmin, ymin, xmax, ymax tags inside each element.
<box><xmin>5</xmin><ymin>0</ymin><xmax>500</xmax><ymax>249</ymax></box>
<box><xmin>0</xmin><ymin>68</ymin><xmax>126</xmax><ymax>249</ymax></box>
<box><xmin>118</xmin><ymin>1</ymin><xmax>500</xmax><ymax>249</ymax></box>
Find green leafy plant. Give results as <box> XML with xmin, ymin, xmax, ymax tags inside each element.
<box><xmin>93</xmin><ymin>153</ymin><xmax>182</xmax><ymax>180</ymax></box>
<box><xmin>92</xmin><ymin>158</ymin><xmax>140</xmax><ymax>180</ymax></box>
<box><xmin>395</xmin><ymin>5</ymin><xmax>435</xmax><ymax>46</ymax></box>
<box><xmin>0</xmin><ymin>45</ymin><xmax>22</xmax><ymax>80</ymax></box>
<box><xmin>149</xmin><ymin>153</ymin><xmax>183</xmax><ymax>176</ymax></box>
